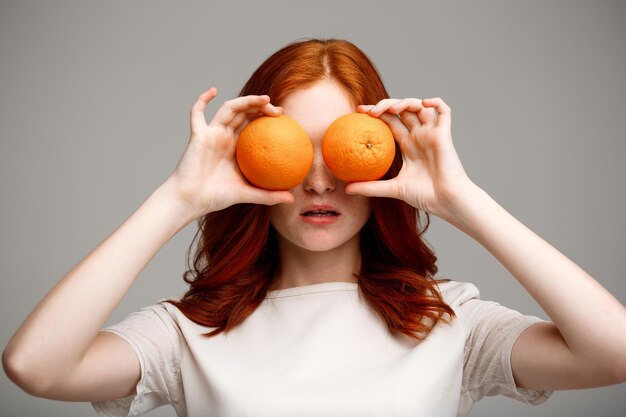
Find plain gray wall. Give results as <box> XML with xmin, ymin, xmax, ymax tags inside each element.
<box><xmin>1</xmin><ymin>1</ymin><xmax>625</xmax><ymax>416</ymax></box>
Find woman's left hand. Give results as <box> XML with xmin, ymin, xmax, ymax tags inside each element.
<box><xmin>345</xmin><ymin>97</ymin><xmax>476</xmax><ymax>220</ymax></box>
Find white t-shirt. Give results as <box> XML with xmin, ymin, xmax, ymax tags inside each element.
<box><xmin>91</xmin><ymin>280</ymin><xmax>553</xmax><ymax>417</ymax></box>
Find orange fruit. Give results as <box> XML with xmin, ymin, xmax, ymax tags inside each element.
<box><xmin>322</xmin><ymin>113</ymin><xmax>395</xmax><ymax>182</ymax></box>
<box><xmin>236</xmin><ymin>114</ymin><xmax>313</xmax><ymax>191</ymax></box>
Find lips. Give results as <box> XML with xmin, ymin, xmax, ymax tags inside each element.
<box><xmin>299</xmin><ymin>204</ymin><xmax>341</xmax><ymax>225</ymax></box>
<box><xmin>300</xmin><ymin>204</ymin><xmax>341</xmax><ymax>217</ymax></box>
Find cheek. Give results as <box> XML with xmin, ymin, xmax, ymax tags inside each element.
<box><xmin>269</xmin><ymin>205</ymin><xmax>285</xmax><ymax>227</ymax></box>
<box><xmin>269</xmin><ymin>204</ymin><xmax>295</xmax><ymax>235</ymax></box>
<box><xmin>349</xmin><ymin>196</ymin><xmax>372</xmax><ymax>226</ymax></box>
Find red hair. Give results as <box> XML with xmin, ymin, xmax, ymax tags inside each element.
<box><xmin>163</xmin><ymin>38</ymin><xmax>455</xmax><ymax>341</ymax></box>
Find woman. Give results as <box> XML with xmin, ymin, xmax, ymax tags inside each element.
<box><xmin>3</xmin><ymin>38</ymin><xmax>626</xmax><ymax>417</ymax></box>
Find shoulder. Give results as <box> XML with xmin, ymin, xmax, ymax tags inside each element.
<box><xmin>434</xmin><ymin>279</ymin><xmax>496</xmax><ymax>334</ymax></box>
<box><xmin>104</xmin><ymin>299</ymin><xmax>185</xmax><ymax>343</ymax></box>
<box><xmin>435</xmin><ymin>280</ymin><xmax>547</xmax><ymax>346</ymax></box>
<box><xmin>434</xmin><ymin>279</ymin><xmax>481</xmax><ymax>308</ymax></box>
<box><xmin>154</xmin><ymin>298</ymin><xmax>190</xmax><ymax>329</ymax></box>
<box><xmin>155</xmin><ymin>298</ymin><xmax>182</xmax><ymax>316</ymax></box>
<box><xmin>155</xmin><ymin>297</ymin><xmax>219</xmax><ymax>336</ymax></box>
<box><xmin>123</xmin><ymin>299</ymin><xmax>183</xmax><ymax>330</ymax></box>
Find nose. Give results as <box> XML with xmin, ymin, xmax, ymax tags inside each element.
<box><xmin>303</xmin><ymin>150</ymin><xmax>336</xmax><ymax>194</ymax></box>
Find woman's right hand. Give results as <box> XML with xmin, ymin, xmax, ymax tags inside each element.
<box><xmin>163</xmin><ymin>87</ymin><xmax>294</xmax><ymax>219</ymax></box>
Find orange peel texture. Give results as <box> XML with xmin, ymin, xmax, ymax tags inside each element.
<box><xmin>322</xmin><ymin>113</ymin><xmax>395</xmax><ymax>182</ymax></box>
<box><xmin>236</xmin><ymin>114</ymin><xmax>314</xmax><ymax>191</ymax></box>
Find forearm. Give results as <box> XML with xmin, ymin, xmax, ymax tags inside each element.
<box><xmin>3</xmin><ymin>181</ymin><xmax>196</xmax><ymax>382</ymax></box>
<box><xmin>445</xmin><ymin>184</ymin><xmax>626</xmax><ymax>363</ymax></box>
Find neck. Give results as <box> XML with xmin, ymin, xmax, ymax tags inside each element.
<box><xmin>270</xmin><ymin>235</ymin><xmax>361</xmax><ymax>291</ymax></box>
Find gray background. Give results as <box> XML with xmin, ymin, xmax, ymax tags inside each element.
<box><xmin>1</xmin><ymin>0</ymin><xmax>625</xmax><ymax>416</ymax></box>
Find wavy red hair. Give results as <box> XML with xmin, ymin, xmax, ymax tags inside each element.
<box><xmin>163</xmin><ymin>38</ymin><xmax>455</xmax><ymax>341</ymax></box>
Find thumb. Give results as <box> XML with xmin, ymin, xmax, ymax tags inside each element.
<box><xmin>345</xmin><ymin>179</ymin><xmax>399</xmax><ymax>199</ymax></box>
<box><xmin>243</xmin><ymin>187</ymin><xmax>295</xmax><ymax>206</ymax></box>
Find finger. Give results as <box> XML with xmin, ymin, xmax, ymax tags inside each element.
<box><xmin>398</xmin><ymin>111</ymin><xmax>420</xmax><ymax>130</ymax></box>
<box><xmin>345</xmin><ymin>178</ymin><xmax>399</xmax><ymax>199</ymax></box>
<box><xmin>388</xmin><ymin>98</ymin><xmax>423</xmax><ymax>114</ymax></box>
<box><xmin>362</xmin><ymin>98</ymin><xmax>403</xmax><ymax>117</ymax></box>
<box><xmin>418</xmin><ymin>107</ymin><xmax>438</xmax><ymax>127</ymax></box>
<box><xmin>229</xmin><ymin>102</ymin><xmax>282</xmax><ymax>132</ymax></box>
<box><xmin>357</xmin><ymin>104</ymin><xmax>374</xmax><ymax>113</ymax></box>
<box><xmin>389</xmin><ymin>99</ymin><xmax>436</xmax><ymax>127</ymax></box>
<box><xmin>209</xmin><ymin>95</ymin><xmax>273</xmax><ymax>127</ymax></box>
<box><xmin>385</xmin><ymin>100</ymin><xmax>421</xmax><ymax>129</ymax></box>
<box><xmin>230</xmin><ymin>111</ymin><xmax>254</xmax><ymax>133</ymax></box>
<box><xmin>190</xmin><ymin>87</ymin><xmax>218</xmax><ymax>132</ymax></box>
<box><xmin>422</xmin><ymin>97</ymin><xmax>451</xmax><ymax>129</ymax></box>
<box><xmin>233</xmin><ymin>108</ymin><xmax>280</xmax><ymax>138</ymax></box>
<box><xmin>234</xmin><ymin>118</ymin><xmax>251</xmax><ymax>139</ymax></box>
<box><xmin>377</xmin><ymin>112</ymin><xmax>410</xmax><ymax>144</ymax></box>
<box><xmin>242</xmin><ymin>187</ymin><xmax>295</xmax><ymax>206</ymax></box>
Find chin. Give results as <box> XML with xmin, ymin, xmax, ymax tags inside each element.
<box><xmin>299</xmin><ymin>241</ymin><xmax>345</xmax><ymax>252</ymax></box>
<box><xmin>289</xmin><ymin>231</ymin><xmax>358</xmax><ymax>253</ymax></box>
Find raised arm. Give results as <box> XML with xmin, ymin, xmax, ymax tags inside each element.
<box><xmin>2</xmin><ymin>88</ymin><xmax>291</xmax><ymax>400</ymax></box>
<box><xmin>443</xmin><ymin>184</ymin><xmax>626</xmax><ymax>390</ymax></box>
<box><xmin>349</xmin><ymin>96</ymin><xmax>626</xmax><ymax>390</ymax></box>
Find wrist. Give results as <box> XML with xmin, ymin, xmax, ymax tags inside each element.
<box><xmin>154</xmin><ymin>179</ymin><xmax>202</xmax><ymax>227</ymax></box>
<box><xmin>439</xmin><ymin>182</ymin><xmax>491</xmax><ymax>234</ymax></box>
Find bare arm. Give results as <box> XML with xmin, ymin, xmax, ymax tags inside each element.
<box><xmin>2</xmin><ymin>88</ymin><xmax>291</xmax><ymax>399</ymax></box>
<box><xmin>2</xmin><ymin>181</ymin><xmax>194</xmax><ymax>395</ymax></box>
<box><xmin>448</xmin><ymin>185</ymin><xmax>626</xmax><ymax>390</ymax></box>
<box><xmin>352</xmin><ymin>96</ymin><xmax>626</xmax><ymax>390</ymax></box>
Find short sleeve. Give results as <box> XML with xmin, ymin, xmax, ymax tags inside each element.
<box><xmin>91</xmin><ymin>303</ymin><xmax>185</xmax><ymax>417</ymax></box>
<box><xmin>459</xmin><ymin>297</ymin><xmax>554</xmax><ymax>406</ymax></box>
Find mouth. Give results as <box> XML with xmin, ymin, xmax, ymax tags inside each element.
<box><xmin>301</xmin><ymin>209</ymin><xmax>340</xmax><ymax>217</ymax></box>
<box><xmin>299</xmin><ymin>205</ymin><xmax>341</xmax><ymax>224</ymax></box>
<box><xmin>300</xmin><ymin>205</ymin><xmax>341</xmax><ymax>217</ymax></box>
